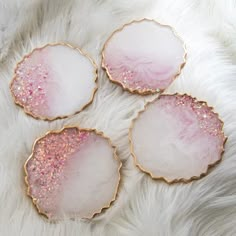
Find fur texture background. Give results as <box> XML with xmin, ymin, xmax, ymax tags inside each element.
<box><xmin>1</xmin><ymin>0</ymin><xmax>236</xmax><ymax>235</ymax></box>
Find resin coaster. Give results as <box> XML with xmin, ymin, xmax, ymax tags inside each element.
<box><xmin>102</xmin><ymin>19</ymin><xmax>186</xmax><ymax>95</ymax></box>
<box><xmin>24</xmin><ymin>127</ymin><xmax>121</xmax><ymax>220</ymax></box>
<box><xmin>129</xmin><ymin>94</ymin><xmax>227</xmax><ymax>183</ymax></box>
<box><xmin>10</xmin><ymin>43</ymin><xmax>97</xmax><ymax>120</ymax></box>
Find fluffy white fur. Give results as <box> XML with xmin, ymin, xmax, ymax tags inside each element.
<box><xmin>1</xmin><ymin>0</ymin><xmax>236</xmax><ymax>235</ymax></box>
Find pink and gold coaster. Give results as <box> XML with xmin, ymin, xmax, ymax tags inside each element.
<box><xmin>10</xmin><ymin>43</ymin><xmax>97</xmax><ymax>120</ymax></box>
<box><xmin>102</xmin><ymin>19</ymin><xmax>186</xmax><ymax>95</ymax></box>
<box><xmin>129</xmin><ymin>94</ymin><xmax>227</xmax><ymax>183</ymax></box>
<box><xmin>24</xmin><ymin>127</ymin><xmax>121</xmax><ymax>220</ymax></box>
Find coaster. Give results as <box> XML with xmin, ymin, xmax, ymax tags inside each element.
<box><xmin>24</xmin><ymin>127</ymin><xmax>121</xmax><ymax>220</ymax></box>
<box><xmin>129</xmin><ymin>94</ymin><xmax>227</xmax><ymax>183</ymax></box>
<box><xmin>10</xmin><ymin>43</ymin><xmax>97</xmax><ymax>120</ymax></box>
<box><xmin>102</xmin><ymin>19</ymin><xmax>186</xmax><ymax>95</ymax></box>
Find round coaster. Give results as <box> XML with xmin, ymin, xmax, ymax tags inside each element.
<box><xmin>129</xmin><ymin>94</ymin><xmax>227</xmax><ymax>183</ymax></box>
<box><xmin>24</xmin><ymin>127</ymin><xmax>121</xmax><ymax>220</ymax></box>
<box><xmin>10</xmin><ymin>43</ymin><xmax>97</xmax><ymax>120</ymax></box>
<box><xmin>102</xmin><ymin>19</ymin><xmax>186</xmax><ymax>95</ymax></box>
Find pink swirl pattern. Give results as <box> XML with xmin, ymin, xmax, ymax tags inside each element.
<box><xmin>103</xmin><ymin>19</ymin><xmax>186</xmax><ymax>94</ymax></box>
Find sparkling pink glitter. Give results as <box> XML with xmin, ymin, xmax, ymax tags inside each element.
<box><xmin>25</xmin><ymin>128</ymin><xmax>90</xmax><ymax>218</ymax></box>
<box><xmin>159</xmin><ymin>94</ymin><xmax>224</xmax><ymax>137</ymax></box>
<box><xmin>11</xmin><ymin>48</ymin><xmax>53</xmax><ymax>118</ymax></box>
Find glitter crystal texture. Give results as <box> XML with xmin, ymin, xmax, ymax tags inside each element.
<box><xmin>11</xmin><ymin>50</ymin><xmax>51</xmax><ymax>116</ymax></box>
<box><xmin>130</xmin><ymin>94</ymin><xmax>226</xmax><ymax>183</ymax></box>
<box><xmin>25</xmin><ymin>128</ymin><xmax>121</xmax><ymax>219</ymax></box>
<box><xmin>25</xmin><ymin>128</ymin><xmax>89</xmax><ymax>218</ymax></box>
<box><xmin>102</xmin><ymin>19</ymin><xmax>186</xmax><ymax>94</ymax></box>
<box><xmin>163</xmin><ymin>94</ymin><xmax>224</xmax><ymax>137</ymax></box>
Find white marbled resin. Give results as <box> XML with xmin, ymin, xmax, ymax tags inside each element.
<box><xmin>57</xmin><ymin>134</ymin><xmax>120</xmax><ymax>219</ymax></box>
<box><xmin>46</xmin><ymin>45</ymin><xmax>97</xmax><ymax>118</ymax></box>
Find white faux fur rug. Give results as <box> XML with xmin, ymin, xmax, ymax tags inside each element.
<box><xmin>1</xmin><ymin>0</ymin><xmax>236</xmax><ymax>235</ymax></box>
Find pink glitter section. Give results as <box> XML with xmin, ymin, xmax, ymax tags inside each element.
<box><xmin>158</xmin><ymin>94</ymin><xmax>224</xmax><ymax>137</ymax></box>
<box><xmin>25</xmin><ymin>128</ymin><xmax>90</xmax><ymax>218</ymax></box>
<box><xmin>11</xmin><ymin>48</ymin><xmax>53</xmax><ymax>118</ymax></box>
<box><xmin>104</xmin><ymin>54</ymin><xmax>174</xmax><ymax>92</ymax></box>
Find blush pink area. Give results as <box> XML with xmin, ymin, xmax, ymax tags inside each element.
<box><xmin>10</xmin><ymin>48</ymin><xmax>56</xmax><ymax>118</ymax></box>
<box><xmin>130</xmin><ymin>94</ymin><xmax>226</xmax><ymax>182</ymax></box>
<box><xmin>25</xmin><ymin>128</ymin><xmax>121</xmax><ymax>220</ymax></box>
<box><xmin>103</xmin><ymin>19</ymin><xmax>186</xmax><ymax>94</ymax></box>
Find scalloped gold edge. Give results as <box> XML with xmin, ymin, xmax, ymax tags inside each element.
<box><xmin>101</xmin><ymin>18</ymin><xmax>187</xmax><ymax>95</ymax></box>
<box><xmin>24</xmin><ymin>126</ymin><xmax>122</xmax><ymax>220</ymax></box>
<box><xmin>129</xmin><ymin>93</ymin><xmax>228</xmax><ymax>184</ymax></box>
<box><xmin>10</xmin><ymin>43</ymin><xmax>98</xmax><ymax>121</ymax></box>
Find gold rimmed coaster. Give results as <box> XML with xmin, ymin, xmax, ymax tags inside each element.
<box><xmin>10</xmin><ymin>43</ymin><xmax>98</xmax><ymax>121</ymax></box>
<box><xmin>102</xmin><ymin>19</ymin><xmax>186</xmax><ymax>95</ymax></box>
<box><xmin>129</xmin><ymin>94</ymin><xmax>227</xmax><ymax>183</ymax></box>
<box><xmin>24</xmin><ymin>127</ymin><xmax>122</xmax><ymax>220</ymax></box>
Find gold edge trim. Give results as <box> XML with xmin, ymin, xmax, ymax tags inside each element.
<box><xmin>24</xmin><ymin>126</ymin><xmax>122</xmax><ymax>221</ymax></box>
<box><xmin>101</xmin><ymin>18</ymin><xmax>187</xmax><ymax>95</ymax></box>
<box><xmin>10</xmin><ymin>43</ymin><xmax>98</xmax><ymax>121</ymax></box>
<box><xmin>128</xmin><ymin>93</ymin><xmax>227</xmax><ymax>184</ymax></box>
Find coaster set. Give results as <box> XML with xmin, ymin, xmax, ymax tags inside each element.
<box><xmin>10</xmin><ymin>19</ymin><xmax>226</xmax><ymax>220</ymax></box>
